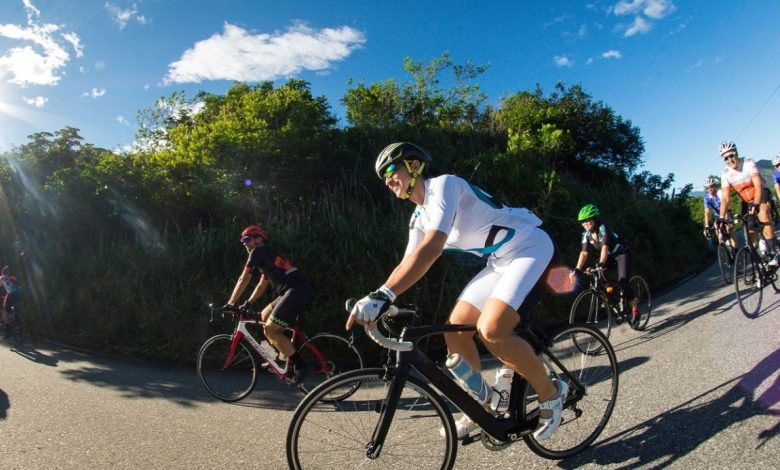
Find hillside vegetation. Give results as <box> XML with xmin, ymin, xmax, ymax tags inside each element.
<box><xmin>0</xmin><ymin>55</ymin><xmax>709</xmax><ymax>363</ymax></box>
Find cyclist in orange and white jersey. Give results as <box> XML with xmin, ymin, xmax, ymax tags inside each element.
<box><xmin>718</xmin><ymin>140</ymin><xmax>779</xmax><ymax>268</ymax></box>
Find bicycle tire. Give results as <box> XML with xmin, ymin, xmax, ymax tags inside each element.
<box><xmin>295</xmin><ymin>333</ymin><xmax>364</xmax><ymax>401</ymax></box>
<box><xmin>286</xmin><ymin>368</ymin><xmax>457</xmax><ymax>470</ymax></box>
<box><xmin>522</xmin><ymin>324</ymin><xmax>619</xmax><ymax>459</ymax></box>
<box><xmin>569</xmin><ymin>289</ymin><xmax>612</xmax><ymax>343</ymax></box>
<box><xmin>717</xmin><ymin>242</ymin><xmax>734</xmax><ymax>285</ymax></box>
<box><xmin>629</xmin><ymin>276</ymin><xmax>652</xmax><ymax>331</ymax></box>
<box><xmin>733</xmin><ymin>246</ymin><xmax>763</xmax><ymax>318</ymax></box>
<box><xmin>197</xmin><ymin>334</ymin><xmax>258</xmax><ymax>402</ymax></box>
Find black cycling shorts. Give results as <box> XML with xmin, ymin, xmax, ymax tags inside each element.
<box><xmin>267</xmin><ymin>282</ymin><xmax>314</xmax><ymax>328</ymax></box>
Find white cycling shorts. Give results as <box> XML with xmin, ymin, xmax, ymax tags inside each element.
<box><xmin>458</xmin><ymin>227</ymin><xmax>554</xmax><ymax>311</ymax></box>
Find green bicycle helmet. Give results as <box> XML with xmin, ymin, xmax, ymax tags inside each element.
<box><xmin>577</xmin><ymin>204</ymin><xmax>600</xmax><ymax>221</ymax></box>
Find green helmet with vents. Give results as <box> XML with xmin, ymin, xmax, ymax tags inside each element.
<box><xmin>577</xmin><ymin>204</ymin><xmax>600</xmax><ymax>221</ymax></box>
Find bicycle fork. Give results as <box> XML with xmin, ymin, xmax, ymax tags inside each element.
<box><xmin>365</xmin><ymin>365</ymin><xmax>409</xmax><ymax>459</ymax></box>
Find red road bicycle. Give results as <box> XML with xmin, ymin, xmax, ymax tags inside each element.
<box><xmin>197</xmin><ymin>304</ymin><xmax>364</xmax><ymax>402</ymax></box>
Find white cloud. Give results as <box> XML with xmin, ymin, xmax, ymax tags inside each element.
<box><xmin>105</xmin><ymin>2</ymin><xmax>147</xmax><ymax>30</ymax></box>
<box><xmin>613</xmin><ymin>0</ymin><xmax>676</xmax><ymax>19</ymax></box>
<box><xmin>115</xmin><ymin>115</ymin><xmax>129</xmax><ymax>125</ymax></box>
<box><xmin>22</xmin><ymin>95</ymin><xmax>47</xmax><ymax>107</ymax></box>
<box><xmin>163</xmin><ymin>22</ymin><xmax>366</xmax><ymax>84</ymax></box>
<box><xmin>553</xmin><ymin>55</ymin><xmax>573</xmax><ymax>67</ymax></box>
<box><xmin>613</xmin><ymin>1</ymin><xmax>675</xmax><ymax>37</ymax></box>
<box><xmin>625</xmin><ymin>16</ymin><xmax>652</xmax><ymax>36</ymax></box>
<box><xmin>0</xmin><ymin>0</ymin><xmax>82</xmax><ymax>86</ymax></box>
<box><xmin>82</xmin><ymin>87</ymin><xmax>106</xmax><ymax>98</ymax></box>
<box><xmin>602</xmin><ymin>49</ymin><xmax>622</xmax><ymax>59</ymax></box>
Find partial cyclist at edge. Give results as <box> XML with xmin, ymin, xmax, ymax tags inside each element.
<box><xmin>718</xmin><ymin>140</ymin><xmax>780</xmax><ymax>268</ymax></box>
<box><xmin>702</xmin><ymin>177</ymin><xmax>737</xmax><ymax>247</ymax></box>
<box><xmin>224</xmin><ymin>225</ymin><xmax>315</xmax><ymax>384</ymax></box>
<box><xmin>569</xmin><ymin>204</ymin><xmax>640</xmax><ymax>326</ymax></box>
<box><xmin>772</xmin><ymin>155</ymin><xmax>780</xmax><ymax>208</ymax></box>
<box><xmin>346</xmin><ymin>142</ymin><xmax>568</xmax><ymax>441</ymax></box>
<box><xmin>1</xmin><ymin>265</ymin><xmax>21</xmax><ymax>339</ymax></box>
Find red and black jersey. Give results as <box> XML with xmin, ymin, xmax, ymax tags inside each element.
<box><xmin>245</xmin><ymin>245</ymin><xmax>308</xmax><ymax>295</ymax></box>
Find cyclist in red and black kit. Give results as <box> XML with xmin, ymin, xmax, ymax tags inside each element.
<box><xmin>1</xmin><ymin>266</ymin><xmax>21</xmax><ymax>339</ymax></box>
<box><xmin>225</xmin><ymin>226</ymin><xmax>314</xmax><ymax>383</ymax></box>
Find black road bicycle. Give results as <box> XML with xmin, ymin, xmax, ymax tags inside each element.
<box><xmin>285</xmin><ymin>302</ymin><xmax>619</xmax><ymax>469</ymax></box>
<box><xmin>731</xmin><ymin>213</ymin><xmax>780</xmax><ymax>318</ymax></box>
<box><xmin>569</xmin><ymin>266</ymin><xmax>652</xmax><ymax>342</ymax></box>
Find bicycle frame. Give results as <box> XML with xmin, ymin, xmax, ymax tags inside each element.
<box><xmin>223</xmin><ymin>314</ymin><xmax>327</xmax><ymax>379</ymax></box>
<box><xmin>365</xmin><ymin>323</ymin><xmax>587</xmax><ymax>456</ymax></box>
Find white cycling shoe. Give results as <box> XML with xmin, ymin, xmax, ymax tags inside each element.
<box><xmin>533</xmin><ymin>378</ymin><xmax>569</xmax><ymax>441</ymax></box>
<box><xmin>440</xmin><ymin>414</ymin><xmax>478</xmax><ymax>439</ymax></box>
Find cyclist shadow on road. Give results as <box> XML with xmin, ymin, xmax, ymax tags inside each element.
<box><xmin>8</xmin><ymin>340</ymin><xmax>60</xmax><ymax>367</ymax></box>
<box><xmin>609</xmin><ymin>289</ymin><xmax>737</xmax><ymax>356</ymax></box>
<box><xmin>558</xmin><ymin>367</ymin><xmax>779</xmax><ymax>468</ymax></box>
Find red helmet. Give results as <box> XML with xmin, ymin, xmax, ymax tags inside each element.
<box><xmin>240</xmin><ymin>225</ymin><xmax>268</xmax><ymax>242</ymax></box>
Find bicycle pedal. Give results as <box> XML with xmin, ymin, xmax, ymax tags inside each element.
<box><xmin>460</xmin><ymin>431</ymin><xmax>482</xmax><ymax>446</ymax></box>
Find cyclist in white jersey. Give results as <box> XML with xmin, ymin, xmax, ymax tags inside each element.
<box><xmin>346</xmin><ymin>142</ymin><xmax>567</xmax><ymax>441</ymax></box>
<box><xmin>718</xmin><ymin>140</ymin><xmax>779</xmax><ymax>267</ymax></box>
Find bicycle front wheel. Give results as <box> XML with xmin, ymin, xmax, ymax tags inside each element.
<box><xmin>295</xmin><ymin>333</ymin><xmax>364</xmax><ymax>401</ymax></box>
<box><xmin>629</xmin><ymin>276</ymin><xmax>652</xmax><ymax>331</ymax></box>
<box><xmin>734</xmin><ymin>246</ymin><xmax>762</xmax><ymax>318</ymax></box>
<box><xmin>569</xmin><ymin>289</ymin><xmax>612</xmax><ymax>342</ymax></box>
<box><xmin>522</xmin><ymin>324</ymin><xmax>619</xmax><ymax>459</ymax></box>
<box><xmin>717</xmin><ymin>242</ymin><xmax>734</xmax><ymax>285</ymax></box>
<box><xmin>287</xmin><ymin>368</ymin><xmax>457</xmax><ymax>470</ymax></box>
<box><xmin>197</xmin><ymin>334</ymin><xmax>258</xmax><ymax>402</ymax></box>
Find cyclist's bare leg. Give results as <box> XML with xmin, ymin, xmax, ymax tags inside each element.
<box><xmin>477</xmin><ymin>298</ymin><xmax>557</xmax><ymax>402</ymax></box>
<box><xmin>259</xmin><ymin>303</ymin><xmax>295</xmax><ymax>357</ymax></box>
<box><xmin>759</xmin><ymin>202</ymin><xmax>776</xmax><ymax>240</ymax></box>
<box><xmin>443</xmin><ymin>300</ymin><xmax>482</xmax><ymax>371</ymax></box>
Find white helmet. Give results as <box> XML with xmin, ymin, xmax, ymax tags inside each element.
<box><xmin>703</xmin><ymin>177</ymin><xmax>716</xmax><ymax>188</ymax></box>
<box><xmin>718</xmin><ymin>140</ymin><xmax>737</xmax><ymax>156</ymax></box>
<box><xmin>773</xmin><ymin>155</ymin><xmax>780</xmax><ymax>166</ymax></box>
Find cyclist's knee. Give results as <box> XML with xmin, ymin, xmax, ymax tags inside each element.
<box><xmin>264</xmin><ymin>321</ymin><xmax>285</xmax><ymax>337</ymax></box>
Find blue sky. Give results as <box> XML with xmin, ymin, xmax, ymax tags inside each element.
<box><xmin>1</xmin><ymin>0</ymin><xmax>779</xmax><ymax>190</ymax></box>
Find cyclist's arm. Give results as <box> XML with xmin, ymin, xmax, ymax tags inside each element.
<box><xmin>774</xmin><ymin>181</ymin><xmax>780</xmax><ymax>204</ymax></box>
<box><xmin>704</xmin><ymin>205</ymin><xmax>712</xmax><ymax>227</ymax></box>
<box><xmin>599</xmin><ymin>244</ymin><xmax>609</xmax><ymax>266</ymax></box>
<box><xmin>574</xmin><ymin>250</ymin><xmax>588</xmax><ymax>271</ymax></box>
<box><xmin>720</xmin><ymin>188</ymin><xmax>730</xmax><ymax>219</ymax></box>
<box><xmin>383</xmin><ymin>229</ymin><xmax>447</xmax><ymax>296</ymax></box>
<box><xmin>244</xmin><ymin>274</ymin><xmax>270</xmax><ymax>306</ymax></box>
<box><xmin>227</xmin><ymin>268</ymin><xmax>253</xmax><ymax>305</ymax></box>
<box><xmin>751</xmin><ymin>173</ymin><xmax>765</xmax><ymax>206</ymax></box>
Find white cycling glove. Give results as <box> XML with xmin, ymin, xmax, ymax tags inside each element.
<box><xmin>350</xmin><ymin>286</ymin><xmax>396</xmax><ymax>323</ymax></box>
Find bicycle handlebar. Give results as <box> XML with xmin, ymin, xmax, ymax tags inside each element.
<box><xmin>208</xmin><ymin>303</ymin><xmax>260</xmax><ymax>322</ymax></box>
<box><xmin>345</xmin><ymin>298</ymin><xmax>415</xmax><ymax>352</ymax></box>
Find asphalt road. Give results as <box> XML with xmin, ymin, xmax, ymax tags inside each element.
<box><xmin>1</xmin><ymin>262</ymin><xmax>778</xmax><ymax>469</ymax></box>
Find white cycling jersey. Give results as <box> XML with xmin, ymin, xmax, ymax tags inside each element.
<box><xmin>405</xmin><ymin>175</ymin><xmax>542</xmax><ymax>258</ymax></box>
<box><xmin>405</xmin><ymin>175</ymin><xmax>552</xmax><ymax>310</ymax></box>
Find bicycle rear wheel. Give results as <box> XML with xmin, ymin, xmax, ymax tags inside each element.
<box><xmin>733</xmin><ymin>246</ymin><xmax>762</xmax><ymax>318</ymax></box>
<box><xmin>717</xmin><ymin>242</ymin><xmax>734</xmax><ymax>285</ymax></box>
<box><xmin>629</xmin><ymin>276</ymin><xmax>652</xmax><ymax>331</ymax></box>
<box><xmin>295</xmin><ymin>333</ymin><xmax>364</xmax><ymax>401</ymax></box>
<box><xmin>287</xmin><ymin>368</ymin><xmax>457</xmax><ymax>470</ymax></box>
<box><xmin>522</xmin><ymin>324</ymin><xmax>618</xmax><ymax>459</ymax></box>
<box><xmin>569</xmin><ymin>289</ymin><xmax>612</xmax><ymax>344</ymax></box>
<box><xmin>197</xmin><ymin>334</ymin><xmax>258</xmax><ymax>402</ymax></box>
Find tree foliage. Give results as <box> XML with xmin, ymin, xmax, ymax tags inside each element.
<box><xmin>0</xmin><ymin>59</ymin><xmax>709</xmax><ymax>364</ymax></box>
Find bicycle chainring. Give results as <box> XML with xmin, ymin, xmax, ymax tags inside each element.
<box><xmin>480</xmin><ymin>431</ymin><xmax>512</xmax><ymax>451</ymax></box>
